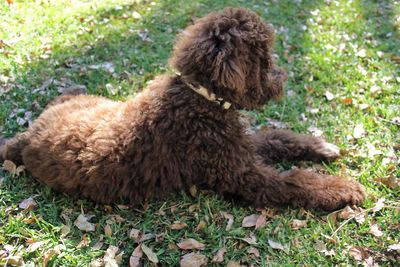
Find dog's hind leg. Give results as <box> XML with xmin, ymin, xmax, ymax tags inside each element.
<box><xmin>233</xmin><ymin>163</ymin><xmax>365</xmax><ymax>211</ymax></box>
<box><xmin>251</xmin><ymin>129</ymin><xmax>341</xmax><ymax>164</ymax></box>
<box><xmin>0</xmin><ymin>132</ymin><xmax>30</xmax><ymax>165</ymax></box>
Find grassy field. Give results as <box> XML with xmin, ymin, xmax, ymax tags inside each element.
<box><xmin>0</xmin><ymin>0</ymin><xmax>399</xmax><ymax>266</ymax></box>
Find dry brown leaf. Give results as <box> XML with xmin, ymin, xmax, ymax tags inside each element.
<box><xmin>74</xmin><ymin>214</ymin><xmax>95</xmax><ymax>232</ymax></box>
<box><xmin>3</xmin><ymin>256</ymin><xmax>23</xmax><ymax>266</ymax></box>
<box><xmin>372</xmin><ymin>198</ymin><xmax>385</xmax><ymax>212</ymax></box>
<box><xmin>342</xmin><ymin>97</ymin><xmax>353</xmax><ymax>105</ymax></box>
<box><xmin>104</xmin><ymin>224</ymin><xmax>112</xmax><ymax>237</ymax></box>
<box><xmin>188</xmin><ymin>204</ymin><xmax>198</xmax><ymax>213</ymax></box>
<box><xmin>242</xmin><ymin>233</ymin><xmax>257</xmax><ymax>245</ymax></box>
<box><xmin>348</xmin><ymin>246</ymin><xmax>368</xmax><ymax>261</ymax></box>
<box><xmin>26</xmin><ymin>241</ymin><xmax>45</xmax><ymax>253</ymax></box>
<box><xmin>189</xmin><ymin>185</ymin><xmax>197</xmax><ymax>197</ymax></box>
<box><xmin>103</xmin><ymin>245</ymin><xmax>119</xmax><ymax>267</ymax></box>
<box><xmin>211</xmin><ymin>247</ymin><xmax>227</xmax><ymax>263</ymax></box>
<box><xmin>129</xmin><ymin>229</ymin><xmax>141</xmax><ymax>241</ymax></box>
<box><xmin>171</xmin><ymin>221</ymin><xmax>188</xmax><ymax>230</ymax></box>
<box><xmin>77</xmin><ymin>234</ymin><xmax>90</xmax><ymax>249</ymax></box>
<box><xmin>177</xmin><ymin>238</ymin><xmax>205</xmax><ymax>250</ymax></box>
<box><xmin>141</xmin><ymin>244</ymin><xmax>158</xmax><ymax>264</ymax></box>
<box><xmin>268</xmin><ymin>240</ymin><xmax>285</xmax><ymax>251</ymax></box>
<box><xmin>18</xmin><ymin>197</ymin><xmax>37</xmax><ymax>211</ymax></box>
<box><xmin>227</xmin><ymin>260</ymin><xmax>241</xmax><ymax>267</ymax></box>
<box><xmin>2</xmin><ymin>160</ymin><xmax>16</xmax><ymax>175</ymax></box>
<box><xmin>222</xmin><ymin>212</ymin><xmax>234</xmax><ymax>231</ymax></box>
<box><xmin>60</xmin><ymin>224</ymin><xmax>71</xmax><ymax>237</ymax></box>
<box><xmin>6</xmin><ymin>0</ymin><xmax>14</xmax><ymax>5</ymax></box>
<box><xmin>195</xmin><ymin>220</ymin><xmax>207</xmax><ymax>232</ymax></box>
<box><xmin>92</xmin><ymin>235</ymin><xmax>104</xmax><ymax>250</ymax></box>
<box><xmin>338</xmin><ymin>206</ymin><xmax>355</xmax><ymax>219</ymax></box>
<box><xmin>129</xmin><ymin>245</ymin><xmax>143</xmax><ymax>267</ymax></box>
<box><xmin>242</xmin><ymin>214</ymin><xmax>259</xmax><ymax>227</ymax></box>
<box><xmin>369</xmin><ymin>224</ymin><xmax>383</xmax><ymax>237</ymax></box>
<box><xmin>43</xmin><ymin>245</ymin><xmax>64</xmax><ymax>267</ymax></box>
<box><xmin>353</xmin><ymin>124</ymin><xmax>365</xmax><ymax>139</ymax></box>
<box><xmin>180</xmin><ymin>252</ymin><xmax>207</xmax><ymax>267</ymax></box>
<box><xmin>248</xmin><ymin>247</ymin><xmax>260</xmax><ymax>258</ymax></box>
<box><xmin>255</xmin><ymin>214</ymin><xmax>266</xmax><ymax>229</ymax></box>
<box><xmin>324</xmin><ymin>91</ymin><xmax>334</xmax><ymax>101</ymax></box>
<box><xmin>374</xmin><ymin>176</ymin><xmax>400</xmax><ymax>189</ymax></box>
<box><xmin>290</xmin><ymin>219</ymin><xmax>307</xmax><ymax>230</ymax></box>
<box><xmin>388</xmin><ymin>242</ymin><xmax>400</xmax><ymax>252</ymax></box>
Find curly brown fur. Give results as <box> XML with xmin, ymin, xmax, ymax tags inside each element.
<box><xmin>0</xmin><ymin>8</ymin><xmax>365</xmax><ymax>210</ymax></box>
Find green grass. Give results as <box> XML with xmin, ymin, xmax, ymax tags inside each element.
<box><xmin>1</xmin><ymin>0</ymin><xmax>399</xmax><ymax>266</ymax></box>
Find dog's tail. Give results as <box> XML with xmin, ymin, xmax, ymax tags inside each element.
<box><xmin>0</xmin><ymin>133</ymin><xmax>29</xmax><ymax>165</ymax></box>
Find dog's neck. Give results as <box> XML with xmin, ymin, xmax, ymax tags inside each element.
<box><xmin>177</xmin><ymin>74</ymin><xmax>232</xmax><ymax>110</ymax></box>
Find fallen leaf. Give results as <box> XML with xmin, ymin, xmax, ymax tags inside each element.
<box><xmin>369</xmin><ymin>224</ymin><xmax>383</xmax><ymax>237</ymax></box>
<box><xmin>324</xmin><ymin>91</ymin><xmax>334</xmax><ymax>101</ymax></box>
<box><xmin>129</xmin><ymin>229</ymin><xmax>141</xmax><ymax>241</ymax></box>
<box><xmin>59</xmin><ymin>84</ymin><xmax>86</xmax><ymax>95</ymax></box>
<box><xmin>195</xmin><ymin>220</ymin><xmax>207</xmax><ymax>232</ymax></box>
<box><xmin>104</xmin><ymin>224</ymin><xmax>112</xmax><ymax>237</ymax></box>
<box><xmin>18</xmin><ymin>197</ymin><xmax>37</xmax><ymax>211</ymax></box>
<box><xmin>3</xmin><ymin>256</ymin><xmax>23</xmax><ymax>266</ymax></box>
<box><xmin>255</xmin><ymin>214</ymin><xmax>266</xmax><ymax>229</ymax></box>
<box><xmin>211</xmin><ymin>247</ymin><xmax>227</xmax><ymax>263</ymax></box>
<box><xmin>132</xmin><ymin>11</ymin><xmax>141</xmax><ymax>19</ymax></box>
<box><xmin>180</xmin><ymin>252</ymin><xmax>207</xmax><ymax>267</ymax></box>
<box><xmin>227</xmin><ymin>260</ymin><xmax>241</xmax><ymax>267</ymax></box>
<box><xmin>372</xmin><ymin>198</ymin><xmax>385</xmax><ymax>212</ymax></box>
<box><xmin>348</xmin><ymin>246</ymin><xmax>368</xmax><ymax>261</ymax></box>
<box><xmin>356</xmin><ymin>49</ymin><xmax>366</xmax><ymax>57</ymax></box>
<box><xmin>388</xmin><ymin>242</ymin><xmax>400</xmax><ymax>252</ymax></box>
<box><xmin>188</xmin><ymin>204</ymin><xmax>198</xmax><ymax>213</ymax></box>
<box><xmin>189</xmin><ymin>185</ymin><xmax>197</xmax><ymax>197</ymax></box>
<box><xmin>26</xmin><ymin>241</ymin><xmax>45</xmax><ymax>253</ymax></box>
<box><xmin>342</xmin><ymin>97</ymin><xmax>353</xmax><ymax>105</ymax></box>
<box><xmin>103</xmin><ymin>245</ymin><xmax>119</xmax><ymax>267</ymax></box>
<box><xmin>242</xmin><ymin>233</ymin><xmax>258</xmax><ymax>245</ymax></box>
<box><xmin>92</xmin><ymin>235</ymin><xmax>104</xmax><ymax>250</ymax></box>
<box><xmin>222</xmin><ymin>212</ymin><xmax>234</xmax><ymax>231</ymax></box>
<box><xmin>60</xmin><ymin>224</ymin><xmax>71</xmax><ymax>237</ymax></box>
<box><xmin>308</xmin><ymin>126</ymin><xmax>324</xmax><ymax>137</ymax></box>
<box><xmin>141</xmin><ymin>244</ymin><xmax>158</xmax><ymax>264</ymax></box>
<box><xmin>353</xmin><ymin>124</ymin><xmax>365</xmax><ymax>139</ymax></box>
<box><xmin>171</xmin><ymin>221</ymin><xmax>188</xmax><ymax>230</ymax></box>
<box><xmin>43</xmin><ymin>245</ymin><xmax>64</xmax><ymax>267</ymax></box>
<box><xmin>268</xmin><ymin>239</ymin><xmax>285</xmax><ymax>251</ymax></box>
<box><xmin>290</xmin><ymin>219</ymin><xmax>307</xmax><ymax>230</ymax></box>
<box><xmin>2</xmin><ymin>160</ymin><xmax>16</xmax><ymax>175</ymax></box>
<box><xmin>77</xmin><ymin>234</ymin><xmax>90</xmax><ymax>248</ymax></box>
<box><xmin>89</xmin><ymin>62</ymin><xmax>115</xmax><ymax>73</ymax></box>
<box><xmin>74</xmin><ymin>214</ymin><xmax>95</xmax><ymax>232</ymax></box>
<box><xmin>374</xmin><ymin>176</ymin><xmax>400</xmax><ymax>189</ymax></box>
<box><xmin>242</xmin><ymin>214</ymin><xmax>259</xmax><ymax>227</ymax></box>
<box><xmin>177</xmin><ymin>238</ymin><xmax>205</xmax><ymax>250</ymax></box>
<box><xmin>265</xmin><ymin>118</ymin><xmax>288</xmax><ymax>129</ymax></box>
<box><xmin>338</xmin><ymin>206</ymin><xmax>355</xmax><ymax>219</ymax></box>
<box><xmin>129</xmin><ymin>245</ymin><xmax>142</xmax><ymax>267</ymax></box>
<box><xmin>248</xmin><ymin>247</ymin><xmax>260</xmax><ymax>258</ymax></box>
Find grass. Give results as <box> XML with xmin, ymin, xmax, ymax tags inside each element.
<box><xmin>0</xmin><ymin>0</ymin><xmax>399</xmax><ymax>266</ymax></box>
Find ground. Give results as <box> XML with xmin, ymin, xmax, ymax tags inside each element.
<box><xmin>0</xmin><ymin>0</ymin><xmax>399</xmax><ymax>266</ymax></box>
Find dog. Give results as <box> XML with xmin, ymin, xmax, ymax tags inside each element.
<box><xmin>0</xmin><ymin>8</ymin><xmax>365</xmax><ymax>210</ymax></box>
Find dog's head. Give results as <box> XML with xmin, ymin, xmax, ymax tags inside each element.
<box><xmin>170</xmin><ymin>7</ymin><xmax>287</xmax><ymax>109</ymax></box>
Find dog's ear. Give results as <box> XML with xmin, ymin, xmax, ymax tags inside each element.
<box><xmin>207</xmin><ymin>24</ymin><xmax>246</xmax><ymax>91</ymax></box>
<box><xmin>170</xmin><ymin>14</ymin><xmax>247</xmax><ymax>92</ymax></box>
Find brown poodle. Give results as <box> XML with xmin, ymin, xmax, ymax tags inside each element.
<box><xmin>0</xmin><ymin>8</ymin><xmax>365</xmax><ymax>210</ymax></box>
